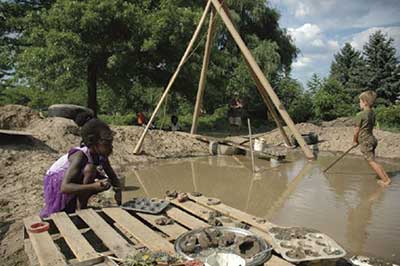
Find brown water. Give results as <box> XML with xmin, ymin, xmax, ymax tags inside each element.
<box><xmin>123</xmin><ymin>152</ymin><xmax>400</xmax><ymax>263</ymax></box>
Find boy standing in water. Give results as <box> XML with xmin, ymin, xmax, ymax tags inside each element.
<box><xmin>353</xmin><ymin>90</ymin><xmax>391</xmax><ymax>186</ymax></box>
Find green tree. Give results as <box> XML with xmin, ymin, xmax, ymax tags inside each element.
<box><xmin>5</xmin><ymin>0</ymin><xmax>298</xmax><ymax>124</ymax></box>
<box><xmin>278</xmin><ymin>77</ymin><xmax>313</xmax><ymax>122</ymax></box>
<box><xmin>330</xmin><ymin>43</ymin><xmax>365</xmax><ymax>99</ymax></box>
<box><xmin>306</xmin><ymin>73</ymin><xmax>323</xmax><ymax>94</ymax></box>
<box><xmin>363</xmin><ymin>30</ymin><xmax>400</xmax><ymax>105</ymax></box>
<box><xmin>312</xmin><ymin>78</ymin><xmax>356</xmax><ymax>121</ymax></box>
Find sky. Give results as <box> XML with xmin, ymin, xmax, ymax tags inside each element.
<box><xmin>268</xmin><ymin>0</ymin><xmax>400</xmax><ymax>87</ymax></box>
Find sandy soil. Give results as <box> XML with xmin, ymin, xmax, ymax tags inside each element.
<box><xmin>1</xmin><ymin>104</ymin><xmax>399</xmax><ymax>266</ymax></box>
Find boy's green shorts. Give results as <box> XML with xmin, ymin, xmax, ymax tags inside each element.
<box><xmin>360</xmin><ymin>137</ymin><xmax>378</xmax><ymax>160</ymax></box>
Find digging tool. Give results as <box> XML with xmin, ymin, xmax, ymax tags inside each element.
<box><xmin>323</xmin><ymin>144</ymin><xmax>358</xmax><ymax>173</ymax></box>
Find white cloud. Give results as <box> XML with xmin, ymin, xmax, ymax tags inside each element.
<box><xmin>295</xmin><ymin>2</ymin><xmax>310</xmax><ymax>18</ymax></box>
<box><xmin>270</xmin><ymin>0</ymin><xmax>400</xmax><ymax>30</ymax></box>
<box><xmin>349</xmin><ymin>27</ymin><xmax>400</xmax><ymax>56</ymax></box>
<box><xmin>327</xmin><ymin>40</ymin><xmax>339</xmax><ymax>50</ymax></box>
<box><xmin>292</xmin><ymin>56</ymin><xmax>313</xmax><ymax>69</ymax></box>
<box><xmin>289</xmin><ymin>23</ymin><xmax>321</xmax><ymax>42</ymax></box>
<box><xmin>312</xmin><ymin>39</ymin><xmax>324</xmax><ymax>47</ymax></box>
<box><xmin>288</xmin><ymin>24</ymin><xmax>340</xmax><ymax>54</ymax></box>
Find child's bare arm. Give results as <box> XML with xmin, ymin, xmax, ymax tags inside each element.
<box><xmin>353</xmin><ymin>127</ymin><xmax>360</xmax><ymax>145</ymax></box>
<box><xmin>102</xmin><ymin>158</ymin><xmax>121</xmax><ymax>188</ymax></box>
<box><xmin>61</xmin><ymin>152</ymin><xmax>109</xmax><ymax>194</ymax></box>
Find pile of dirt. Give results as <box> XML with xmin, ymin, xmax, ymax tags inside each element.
<box><xmin>321</xmin><ymin>117</ymin><xmax>355</xmax><ymax>127</ymax></box>
<box><xmin>0</xmin><ymin>105</ymin><xmax>41</xmax><ymax>130</ymax></box>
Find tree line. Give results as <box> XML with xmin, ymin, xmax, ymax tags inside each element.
<box><xmin>1</xmin><ymin>1</ymin><xmax>399</xmax><ymax>130</ymax></box>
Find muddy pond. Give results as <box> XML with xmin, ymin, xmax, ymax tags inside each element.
<box><xmin>122</xmin><ymin>151</ymin><xmax>400</xmax><ymax>262</ymax></box>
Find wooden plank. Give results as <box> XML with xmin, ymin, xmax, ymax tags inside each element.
<box><xmin>24</xmin><ymin>239</ymin><xmax>39</xmax><ymax>266</ymax></box>
<box><xmin>188</xmin><ymin>195</ymin><xmax>275</xmax><ymax>231</ymax></box>
<box><xmin>136</xmin><ymin>212</ymin><xmax>187</xmax><ymax>239</ymax></box>
<box><xmin>51</xmin><ymin>212</ymin><xmax>101</xmax><ymax>262</ymax></box>
<box><xmin>103</xmin><ymin>208</ymin><xmax>175</xmax><ymax>253</ymax></box>
<box><xmin>165</xmin><ymin>206</ymin><xmax>209</xmax><ymax>229</ymax></box>
<box><xmin>265</xmin><ymin>255</ymin><xmax>294</xmax><ymax>266</ymax></box>
<box><xmin>171</xmin><ymin>199</ymin><xmax>211</xmax><ymax>220</ymax></box>
<box><xmin>210</xmin><ymin>0</ymin><xmax>314</xmax><ymax>159</ymax></box>
<box><xmin>77</xmin><ymin>209</ymin><xmax>132</xmax><ymax>259</ymax></box>
<box><xmin>23</xmin><ymin>215</ymin><xmax>67</xmax><ymax>266</ymax></box>
<box><xmin>191</xmin><ymin>7</ymin><xmax>216</xmax><ymax>134</ymax></box>
<box><xmin>0</xmin><ymin>129</ymin><xmax>33</xmax><ymax>136</ymax></box>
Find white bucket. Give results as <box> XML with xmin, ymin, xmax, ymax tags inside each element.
<box><xmin>254</xmin><ymin>138</ymin><xmax>265</xmax><ymax>152</ymax></box>
<box><xmin>270</xmin><ymin>158</ymin><xmax>280</xmax><ymax>168</ymax></box>
<box><xmin>205</xmin><ymin>252</ymin><xmax>246</xmax><ymax>266</ymax></box>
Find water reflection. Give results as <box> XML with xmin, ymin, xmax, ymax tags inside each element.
<box><xmin>123</xmin><ymin>153</ymin><xmax>400</xmax><ymax>262</ymax></box>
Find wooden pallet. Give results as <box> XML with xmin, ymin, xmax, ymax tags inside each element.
<box><xmin>23</xmin><ymin>196</ymin><xmax>294</xmax><ymax>266</ymax></box>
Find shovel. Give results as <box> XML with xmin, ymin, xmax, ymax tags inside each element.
<box><xmin>323</xmin><ymin>144</ymin><xmax>358</xmax><ymax>173</ymax></box>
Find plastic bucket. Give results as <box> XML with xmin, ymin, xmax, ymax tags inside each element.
<box><xmin>254</xmin><ymin>139</ymin><xmax>265</xmax><ymax>152</ymax></box>
<box><xmin>205</xmin><ymin>252</ymin><xmax>246</xmax><ymax>266</ymax></box>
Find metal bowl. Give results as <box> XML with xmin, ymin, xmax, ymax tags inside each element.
<box><xmin>174</xmin><ymin>226</ymin><xmax>272</xmax><ymax>266</ymax></box>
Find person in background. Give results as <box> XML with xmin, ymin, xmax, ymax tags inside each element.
<box><xmin>170</xmin><ymin>115</ymin><xmax>181</xmax><ymax>131</ymax></box>
<box><xmin>228</xmin><ymin>92</ymin><xmax>243</xmax><ymax>135</ymax></box>
<box><xmin>40</xmin><ymin>119</ymin><xmax>122</xmax><ymax>217</ymax></box>
<box><xmin>353</xmin><ymin>90</ymin><xmax>391</xmax><ymax>186</ymax></box>
<box><xmin>136</xmin><ymin>112</ymin><xmax>146</xmax><ymax>127</ymax></box>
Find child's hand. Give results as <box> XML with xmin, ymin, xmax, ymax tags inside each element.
<box><xmin>93</xmin><ymin>179</ymin><xmax>111</xmax><ymax>192</ymax></box>
<box><xmin>114</xmin><ymin>190</ymin><xmax>122</xmax><ymax>205</ymax></box>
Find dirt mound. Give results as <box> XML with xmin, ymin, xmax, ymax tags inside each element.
<box><xmin>0</xmin><ymin>105</ymin><xmax>41</xmax><ymax>130</ymax></box>
<box><xmin>28</xmin><ymin>117</ymin><xmax>81</xmax><ymax>153</ymax></box>
<box><xmin>321</xmin><ymin>117</ymin><xmax>355</xmax><ymax>127</ymax></box>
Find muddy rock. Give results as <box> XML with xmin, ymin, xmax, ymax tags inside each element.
<box><xmin>190</xmin><ymin>191</ymin><xmax>202</xmax><ymax>197</ymax></box>
<box><xmin>166</xmin><ymin>190</ymin><xmax>178</xmax><ymax>198</ymax></box>
<box><xmin>207</xmin><ymin>211</ymin><xmax>223</xmax><ymax>226</ymax></box>
<box><xmin>218</xmin><ymin>232</ymin><xmax>236</xmax><ymax>247</ymax></box>
<box><xmin>181</xmin><ymin>235</ymin><xmax>197</xmax><ymax>254</ymax></box>
<box><xmin>235</xmin><ymin>235</ymin><xmax>261</xmax><ymax>258</ymax></box>
<box><xmin>155</xmin><ymin>217</ymin><xmax>174</xmax><ymax>226</ymax></box>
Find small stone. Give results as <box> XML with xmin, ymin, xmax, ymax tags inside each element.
<box><xmin>190</xmin><ymin>191</ymin><xmax>202</xmax><ymax>197</ymax></box>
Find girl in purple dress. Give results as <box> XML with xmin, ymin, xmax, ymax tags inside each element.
<box><xmin>40</xmin><ymin>119</ymin><xmax>122</xmax><ymax>217</ymax></box>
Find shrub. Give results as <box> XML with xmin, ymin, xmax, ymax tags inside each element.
<box><xmin>375</xmin><ymin>104</ymin><xmax>400</xmax><ymax>129</ymax></box>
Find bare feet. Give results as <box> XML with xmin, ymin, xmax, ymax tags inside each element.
<box><xmin>377</xmin><ymin>180</ymin><xmax>391</xmax><ymax>187</ymax></box>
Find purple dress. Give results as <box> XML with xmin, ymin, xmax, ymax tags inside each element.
<box><xmin>40</xmin><ymin>146</ymin><xmax>99</xmax><ymax>218</ymax></box>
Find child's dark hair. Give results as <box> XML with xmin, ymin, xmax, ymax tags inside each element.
<box><xmin>75</xmin><ymin>112</ymin><xmax>94</xmax><ymax>127</ymax></box>
<box><xmin>81</xmin><ymin>119</ymin><xmax>112</xmax><ymax>147</ymax></box>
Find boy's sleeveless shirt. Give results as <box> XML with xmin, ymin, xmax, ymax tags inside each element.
<box><xmin>355</xmin><ymin>109</ymin><xmax>375</xmax><ymax>141</ymax></box>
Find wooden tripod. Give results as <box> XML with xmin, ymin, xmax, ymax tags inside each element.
<box><xmin>133</xmin><ymin>0</ymin><xmax>314</xmax><ymax>160</ymax></box>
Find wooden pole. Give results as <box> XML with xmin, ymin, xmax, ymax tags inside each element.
<box><xmin>210</xmin><ymin>0</ymin><xmax>314</xmax><ymax>159</ymax></box>
<box><xmin>244</xmin><ymin>60</ymin><xmax>292</xmax><ymax>147</ymax></box>
<box><xmin>191</xmin><ymin>8</ymin><xmax>216</xmax><ymax>135</ymax></box>
<box><xmin>323</xmin><ymin>145</ymin><xmax>357</xmax><ymax>173</ymax></box>
<box><xmin>133</xmin><ymin>0</ymin><xmax>212</xmax><ymax>154</ymax></box>
<box><xmin>247</xmin><ymin>118</ymin><xmax>256</xmax><ymax>173</ymax></box>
